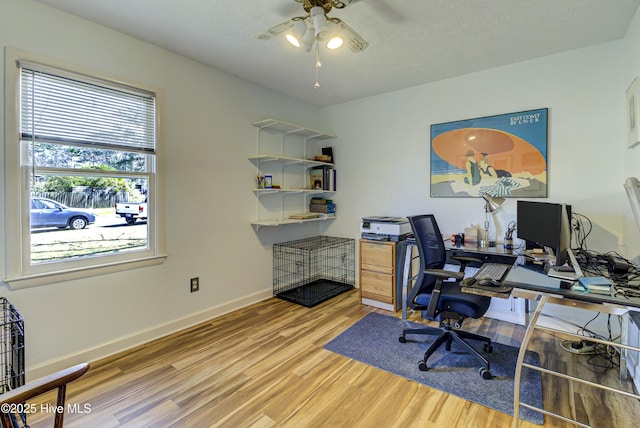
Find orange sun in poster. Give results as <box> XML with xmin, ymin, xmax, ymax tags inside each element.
<box><xmin>432</xmin><ymin>128</ymin><xmax>545</xmax><ymax>175</ymax></box>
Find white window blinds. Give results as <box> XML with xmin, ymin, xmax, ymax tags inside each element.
<box><xmin>19</xmin><ymin>60</ymin><xmax>156</xmax><ymax>154</ymax></box>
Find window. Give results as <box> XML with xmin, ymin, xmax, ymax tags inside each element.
<box><xmin>3</xmin><ymin>49</ymin><xmax>165</xmax><ymax>288</ymax></box>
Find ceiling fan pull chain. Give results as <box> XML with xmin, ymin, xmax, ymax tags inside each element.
<box><xmin>315</xmin><ymin>41</ymin><xmax>321</xmax><ymax>88</ymax></box>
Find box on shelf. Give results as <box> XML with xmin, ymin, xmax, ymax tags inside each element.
<box><xmin>310</xmin><ymin>197</ymin><xmax>336</xmax><ymax>214</ymax></box>
<box><xmin>310</xmin><ymin>203</ymin><xmax>336</xmax><ymax>214</ymax></box>
<box><xmin>311</xmin><ymin>197</ymin><xmax>330</xmax><ymax>204</ymax></box>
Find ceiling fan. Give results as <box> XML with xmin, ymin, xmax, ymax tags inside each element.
<box><xmin>257</xmin><ymin>0</ymin><xmax>369</xmax><ymax>53</ymax></box>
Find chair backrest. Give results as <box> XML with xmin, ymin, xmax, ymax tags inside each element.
<box><xmin>407</xmin><ymin>214</ymin><xmax>447</xmax><ymax>303</ymax></box>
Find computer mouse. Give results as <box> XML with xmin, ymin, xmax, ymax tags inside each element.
<box><xmin>478</xmin><ymin>278</ymin><xmax>502</xmax><ymax>287</ymax></box>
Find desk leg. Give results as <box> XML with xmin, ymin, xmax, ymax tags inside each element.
<box><xmin>523</xmin><ymin>299</ymin><xmax>531</xmax><ymax>327</ymax></box>
<box><xmin>401</xmin><ymin>243</ymin><xmax>414</xmax><ymax>320</ymax></box>
<box><xmin>513</xmin><ymin>294</ymin><xmax>548</xmax><ymax>428</ymax></box>
<box><xmin>620</xmin><ymin>312</ymin><xmax>629</xmax><ymax>383</ymax></box>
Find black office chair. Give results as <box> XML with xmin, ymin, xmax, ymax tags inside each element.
<box><xmin>398</xmin><ymin>214</ymin><xmax>494</xmax><ymax>379</ymax></box>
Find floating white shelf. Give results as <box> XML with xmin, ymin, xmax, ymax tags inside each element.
<box><xmin>252</xmin><ymin>188</ymin><xmax>335</xmax><ymax>197</ymax></box>
<box><xmin>250</xmin><ymin>119</ymin><xmax>337</xmax><ymax>229</ymax></box>
<box><xmin>252</xmin><ymin>119</ymin><xmax>336</xmax><ymax>140</ymax></box>
<box><xmin>248</xmin><ymin>154</ymin><xmax>334</xmax><ymax>169</ymax></box>
<box><xmin>250</xmin><ymin>215</ymin><xmax>337</xmax><ymax>228</ymax></box>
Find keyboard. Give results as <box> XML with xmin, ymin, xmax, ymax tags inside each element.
<box><xmin>475</xmin><ymin>263</ymin><xmax>511</xmax><ymax>281</ymax></box>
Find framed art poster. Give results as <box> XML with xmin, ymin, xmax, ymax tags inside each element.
<box><xmin>627</xmin><ymin>77</ymin><xmax>640</xmax><ymax>148</ymax></box>
<box><xmin>430</xmin><ymin>108</ymin><xmax>548</xmax><ymax>198</ymax></box>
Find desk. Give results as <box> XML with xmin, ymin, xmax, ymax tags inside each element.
<box><xmin>399</xmin><ymin>243</ymin><xmax>640</xmax><ymax>426</ymax></box>
<box><xmin>397</xmin><ymin>240</ymin><xmax>518</xmax><ymax>319</ymax></box>
<box><xmin>505</xmin><ymin>263</ymin><xmax>640</xmax><ymax>427</ymax></box>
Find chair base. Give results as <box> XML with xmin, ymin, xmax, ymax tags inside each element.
<box><xmin>399</xmin><ymin>325</ymin><xmax>493</xmax><ymax>379</ymax></box>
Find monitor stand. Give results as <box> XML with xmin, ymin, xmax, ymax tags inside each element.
<box><xmin>546</xmin><ymin>249</ymin><xmax>583</xmax><ymax>281</ymax></box>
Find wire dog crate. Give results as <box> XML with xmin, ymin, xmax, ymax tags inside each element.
<box><xmin>1</xmin><ymin>298</ymin><xmax>26</xmax><ymax>428</ymax></box>
<box><xmin>1</xmin><ymin>298</ymin><xmax>25</xmax><ymax>394</ymax></box>
<box><xmin>273</xmin><ymin>236</ymin><xmax>355</xmax><ymax>307</ymax></box>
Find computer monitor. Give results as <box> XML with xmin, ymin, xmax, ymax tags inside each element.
<box><xmin>517</xmin><ymin>200</ymin><xmax>572</xmax><ymax>266</ymax></box>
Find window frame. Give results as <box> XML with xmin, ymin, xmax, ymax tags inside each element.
<box><xmin>3</xmin><ymin>47</ymin><xmax>166</xmax><ymax>289</ymax></box>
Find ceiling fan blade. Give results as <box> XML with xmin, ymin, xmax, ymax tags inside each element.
<box><xmin>336</xmin><ymin>20</ymin><xmax>369</xmax><ymax>52</ymax></box>
<box><xmin>295</xmin><ymin>1</ymin><xmax>363</xmax><ymax>11</ymax></box>
<box><xmin>256</xmin><ymin>19</ymin><xmax>296</xmax><ymax>41</ymax></box>
<box><xmin>331</xmin><ymin>0</ymin><xmax>365</xmax><ymax>9</ymax></box>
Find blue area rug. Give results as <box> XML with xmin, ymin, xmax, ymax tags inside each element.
<box><xmin>324</xmin><ymin>312</ymin><xmax>543</xmax><ymax>425</ymax></box>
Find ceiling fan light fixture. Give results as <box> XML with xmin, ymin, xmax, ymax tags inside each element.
<box><xmin>285</xmin><ymin>20</ymin><xmax>307</xmax><ymax>47</ymax></box>
<box><xmin>286</xmin><ymin>34</ymin><xmax>301</xmax><ymax>47</ymax></box>
<box><xmin>324</xmin><ymin>21</ymin><xmax>344</xmax><ymax>50</ymax></box>
<box><xmin>301</xmin><ymin>23</ymin><xmax>316</xmax><ymax>52</ymax></box>
<box><xmin>326</xmin><ymin>36</ymin><xmax>344</xmax><ymax>50</ymax></box>
<box><xmin>310</xmin><ymin>6</ymin><xmax>329</xmax><ymax>38</ymax></box>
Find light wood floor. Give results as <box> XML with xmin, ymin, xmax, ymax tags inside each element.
<box><xmin>26</xmin><ymin>289</ymin><xmax>640</xmax><ymax>427</ymax></box>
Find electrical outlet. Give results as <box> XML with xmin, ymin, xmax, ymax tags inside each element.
<box><xmin>190</xmin><ymin>277</ymin><xmax>199</xmax><ymax>292</ymax></box>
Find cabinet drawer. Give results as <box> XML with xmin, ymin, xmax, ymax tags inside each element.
<box><xmin>360</xmin><ymin>241</ymin><xmax>394</xmax><ymax>274</ymax></box>
<box><xmin>360</xmin><ymin>270</ymin><xmax>394</xmax><ymax>301</ymax></box>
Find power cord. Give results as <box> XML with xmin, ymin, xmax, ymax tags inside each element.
<box><xmin>571</xmin><ymin>212</ymin><xmax>592</xmax><ymax>252</ymax></box>
<box><xmin>558</xmin><ymin>312</ymin><xmax>621</xmax><ymax>370</ymax></box>
<box><xmin>560</xmin><ymin>339</ymin><xmax>597</xmax><ymax>355</ymax></box>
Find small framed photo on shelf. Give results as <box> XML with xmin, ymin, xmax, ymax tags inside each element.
<box><xmin>627</xmin><ymin>77</ymin><xmax>640</xmax><ymax>148</ymax></box>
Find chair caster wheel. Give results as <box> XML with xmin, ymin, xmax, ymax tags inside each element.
<box><xmin>399</xmin><ymin>335</ymin><xmax>406</xmax><ymax>343</ymax></box>
<box><xmin>484</xmin><ymin>343</ymin><xmax>493</xmax><ymax>353</ymax></box>
<box><xmin>418</xmin><ymin>361</ymin><xmax>429</xmax><ymax>371</ymax></box>
<box><xmin>480</xmin><ymin>368</ymin><xmax>492</xmax><ymax>379</ymax></box>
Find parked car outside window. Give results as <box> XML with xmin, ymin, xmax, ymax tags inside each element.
<box><xmin>31</xmin><ymin>197</ymin><xmax>96</xmax><ymax>230</ymax></box>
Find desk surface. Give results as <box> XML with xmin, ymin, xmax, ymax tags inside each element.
<box><xmin>505</xmin><ymin>262</ymin><xmax>640</xmax><ymax>310</ymax></box>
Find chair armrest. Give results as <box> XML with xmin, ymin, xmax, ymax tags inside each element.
<box><xmin>423</xmin><ymin>269</ymin><xmax>465</xmax><ymax>319</ymax></box>
<box><xmin>0</xmin><ymin>362</ymin><xmax>89</xmax><ymax>428</ymax></box>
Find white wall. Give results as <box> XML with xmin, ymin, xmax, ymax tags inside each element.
<box><xmin>325</xmin><ymin>43</ymin><xmax>627</xmax><ymax>254</ymax></box>
<box><xmin>0</xmin><ymin>0</ymin><xmax>328</xmax><ymax>377</ymax></box>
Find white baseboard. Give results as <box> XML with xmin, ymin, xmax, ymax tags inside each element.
<box><xmin>361</xmin><ymin>297</ymin><xmax>395</xmax><ymax>312</ymax></box>
<box><xmin>26</xmin><ymin>288</ymin><xmax>273</xmax><ymax>381</ymax></box>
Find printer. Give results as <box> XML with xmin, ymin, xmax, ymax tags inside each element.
<box><xmin>360</xmin><ymin>216</ymin><xmax>411</xmax><ymax>242</ymax></box>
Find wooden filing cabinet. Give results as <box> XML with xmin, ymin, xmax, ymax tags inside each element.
<box><xmin>359</xmin><ymin>239</ymin><xmax>397</xmax><ymax>311</ymax></box>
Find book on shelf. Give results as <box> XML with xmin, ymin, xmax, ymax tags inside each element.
<box><xmin>309</xmin><ymin>166</ymin><xmax>336</xmax><ymax>191</ymax></box>
<box><xmin>289</xmin><ymin>213</ymin><xmax>320</xmax><ymax>220</ymax></box>
<box><xmin>309</xmin><ymin>168</ymin><xmax>324</xmax><ymax>190</ymax></box>
<box><xmin>328</xmin><ymin>168</ymin><xmax>336</xmax><ymax>191</ymax></box>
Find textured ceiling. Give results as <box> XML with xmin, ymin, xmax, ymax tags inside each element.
<box><xmin>34</xmin><ymin>0</ymin><xmax>640</xmax><ymax>107</ymax></box>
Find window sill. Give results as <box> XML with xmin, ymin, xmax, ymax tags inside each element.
<box><xmin>3</xmin><ymin>255</ymin><xmax>168</xmax><ymax>290</ymax></box>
